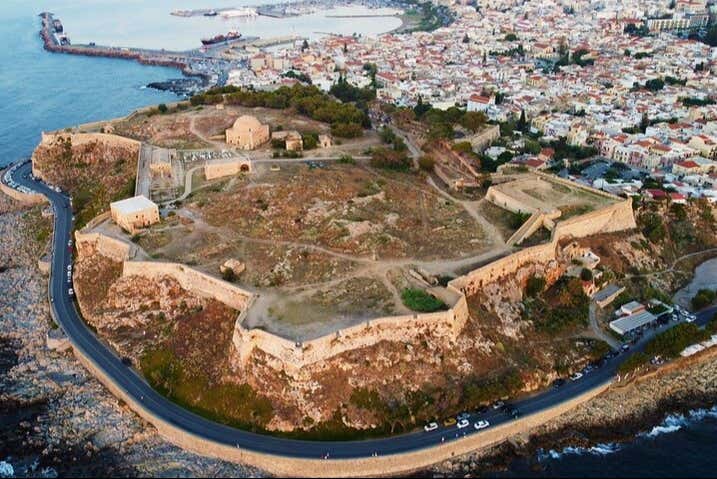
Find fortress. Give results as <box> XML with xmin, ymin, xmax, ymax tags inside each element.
<box><xmin>72</xmin><ymin>171</ymin><xmax>637</xmax><ymax>377</ymax></box>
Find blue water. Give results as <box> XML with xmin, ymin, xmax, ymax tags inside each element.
<box><xmin>0</xmin><ymin>1</ymin><xmax>179</xmax><ymax>165</ymax></box>
<box><xmin>492</xmin><ymin>406</ymin><xmax>717</xmax><ymax>478</ymax></box>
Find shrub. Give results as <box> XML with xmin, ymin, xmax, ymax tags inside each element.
<box><xmin>418</xmin><ymin>155</ymin><xmax>435</xmax><ymax>172</ymax></box>
<box><xmin>645</xmin><ymin>323</ymin><xmax>709</xmax><ymax>359</ymax></box>
<box><xmin>337</xmin><ymin>154</ymin><xmax>355</xmax><ymax>164</ymax></box>
<box><xmin>691</xmin><ymin>288</ymin><xmax>717</xmax><ymax>310</ymax></box>
<box><xmin>462</xmin><ymin>369</ymin><xmax>524</xmax><ymax>407</ymax></box>
<box><xmin>526</xmin><ymin>275</ymin><xmax>546</xmax><ymax>297</ymax></box>
<box><xmin>302</xmin><ymin>132</ymin><xmax>319</xmax><ymax>150</ymax></box>
<box><xmin>580</xmin><ymin>268</ymin><xmax>594</xmax><ymax>281</ymax></box>
<box><xmin>370</xmin><ymin>147</ymin><xmax>411</xmax><ymax>170</ymax></box>
<box><xmin>618</xmin><ymin>352</ymin><xmax>649</xmax><ymax>375</ymax></box>
<box><xmin>401</xmin><ymin>288</ymin><xmax>447</xmax><ymax>312</ymax></box>
<box><xmin>331</xmin><ymin>122</ymin><xmax>364</xmax><ymax>138</ymax></box>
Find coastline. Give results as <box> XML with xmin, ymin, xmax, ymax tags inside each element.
<box><xmin>0</xmin><ymin>193</ymin><xmax>265</xmax><ymax>477</ymax></box>
<box><xmin>430</xmin><ymin>347</ymin><xmax>717</xmax><ymax>476</ymax></box>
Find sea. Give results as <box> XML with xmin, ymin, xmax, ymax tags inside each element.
<box><xmin>492</xmin><ymin>407</ymin><xmax>717</xmax><ymax>478</ymax></box>
<box><xmin>0</xmin><ymin>0</ymin><xmax>400</xmax><ymax>165</ymax></box>
<box><xmin>2</xmin><ymin>1</ymin><xmax>717</xmax><ymax>477</ymax></box>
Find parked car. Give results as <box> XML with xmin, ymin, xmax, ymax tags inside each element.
<box><xmin>68</xmin><ymin>288</ymin><xmax>74</xmax><ymax>296</ymax></box>
<box><xmin>121</xmin><ymin>357</ymin><xmax>132</xmax><ymax>366</ymax></box>
<box><xmin>474</xmin><ymin>420</ymin><xmax>490</xmax><ymax>430</ymax></box>
<box><xmin>476</xmin><ymin>405</ymin><xmax>489</xmax><ymax>414</ymax></box>
<box><xmin>456</xmin><ymin>419</ymin><xmax>470</xmax><ymax>429</ymax></box>
<box><xmin>443</xmin><ymin>418</ymin><xmax>457</xmax><ymax>427</ymax></box>
<box><xmin>504</xmin><ymin>405</ymin><xmax>521</xmax><ymax>418</ymax></box>
<box><xmin>492</xmin><ymin>400</ymin><xmax>505</xmax><ymax>410</ymax></box>
<box><xmin>457</xmin><ymin>412</ymin><xmax>471</xmax><ymax>421</ymax></box>
<box><xmin>570</xmin><ymin>372</ymin><xmax>583</xmax><ymax>381</ymax></box>
<box><xmin>424</xmin><ymin>422</ymin><xmax>439</xmax><ymax>432</ymax></box>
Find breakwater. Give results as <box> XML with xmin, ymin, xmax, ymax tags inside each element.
<box><xmin>38</xmin><ymin>12</ymin><xmax>222</xmax><ymax>85</ymax></box>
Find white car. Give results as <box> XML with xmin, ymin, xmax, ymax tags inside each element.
<box><xmin>570</xmin><ymin>372</ymin><xmax>583</xmax><ymax>381</ymax></box>
<box><xmin>68</xmin><ymin>288</ymin><xmax>74</xmax><ymax>296</ymax></box>
<box><xmin>474</xmin><ymin>420</ymin><xmax>490</xmax><ymax>430</ymax></box>
<box><xmin>423</xmin><ymin>422</ymin><xmax>438</xmax><ymax>432</ymax></box>
<box><xmin>456</xmin><ymin>419</ymin><xmax>470</xmax><ymax>429</ymax></box>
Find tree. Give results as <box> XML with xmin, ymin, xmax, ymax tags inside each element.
<box><xmin>462</xmin><ymin>34</ymin><xmax>470</xmax><ymax>43</ymax></box>
<box><xmin>413</xmin><ymin>95</ymin><xmax>432</xmax><ymax>118</ymax></box>
<box><xmin>157</xmin><ymin>103</ymin><xmax>168</xmax><ymax>114</ymax></box>
<box><xmin>516</xmin><ymin>109</ymin><xmax>528</xmax><ymax>132</ymax></box>
<box><xmin>504</xmin><ymin>33</ymin><xmax>518</xmax><ymax>42</ymax></box>
<box><xmin>460</xmin><ymin>111</ymin><xmax>487</xmax><ymax>132</ymax></box>
<box><xmin>301</xmin><ymin>39</ymin><xmax>309</xmax><ymax>51</ymax></box>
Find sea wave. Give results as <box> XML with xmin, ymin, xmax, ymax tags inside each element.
<box><xmin>537</xmin><ymin>442</ymin><xmax>622</xmax><ymax>461</ymax></box>
<box><xmin>537</xmin><ymin>405</ymin><xmax>717</xmax><ymax>462</ymax></box>
<box><xmin>641</xmin><ymin>405</ymin><xmax>717</xmax><ymax>439</ymax></box>
<box><xmin>0</xmin><ymin>461</ymin><xmax>14</xmax><ymax>478</ymax></box>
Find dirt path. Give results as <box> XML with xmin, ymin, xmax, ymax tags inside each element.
<box><xmin>625</xmin><ymin>248</ymin><xmax>717</xmax><ymax>279</ymax></box>
<box><xmin>188</xmin><ymin>115</ymin><xmax>227</xmax><ymax>149</ymax></box>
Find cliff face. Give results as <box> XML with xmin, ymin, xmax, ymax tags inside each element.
<box><xmin>31</xmin><ymin>133</ymin><xmax>139</xmax><ymax>227</ymax></box>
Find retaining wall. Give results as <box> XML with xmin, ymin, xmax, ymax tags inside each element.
<box><xmin>0</xmin><ymin>182</ymin><xmax>47</xmax><ymax>205</ymax></box>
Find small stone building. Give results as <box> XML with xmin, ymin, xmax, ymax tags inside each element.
<box><xmin>226</xmin><ymin>115</ymin><xmax>270</xmax><ymax>150</ymax></box>
<box><xmin>318</xmin><ymin>134</ymin><xmax>332</xmax><ymax>148</ymax></box>
<box><xmin>110</xmin><ymin>195</ymin><xmax>160</xmax><ymax>234</ymax></box>
<box><xmin>271</xmin><ymin>130</ymin><xmax>303</xmax><ymax>152</ymax></box>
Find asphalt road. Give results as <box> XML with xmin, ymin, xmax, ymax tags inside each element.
<box><xmin>7</xmin><ymin>159</ymin><xmax>716</xmax><ymax>461</ymax></box>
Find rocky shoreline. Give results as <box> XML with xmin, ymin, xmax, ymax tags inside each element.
<box><xmin>429</xmin><ymin>348</ymin><xmax>717</xmax><ymax>477</ymax></box>
<box><xmin>0</xmin><ymin>194</ymin><xmax>265</xmax><ymax>478</ymax></box>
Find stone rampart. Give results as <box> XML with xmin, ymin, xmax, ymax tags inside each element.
<box><xmin>205</xmin><ymin>158</ymin><xmax>252</xmax><ymax>180</ymax></box>
<box><xmin>32</xmin><ymin>132</ymin><xmax>141</xmax><ymax>181</ymax></box>
<box><xmin>485</xmin><ymin>180</ymin><xmax>538</xmax><ymax>214</ymax></box>
<box><xmin>450</xmin><ymin>198</ymin><xmax>636</xmax><ymax>295</ymax></box>
<box><xmin>233</xmin><ymin>295</ymin><xmax>470</xmax><ymax>377</ymax></box>
<box><xmin>74</xmin><ymin>231</ymin><xmax>133</xmax><ymax>263</ymax></box>
<box><xmin>122</xmin><ymin>261</ymin><xmax>254</xmax><ymax>312</ymax></box>
<box><xmin>39</xmin><ymin>131</ymin><xmax>141</xmax><ymax>149</ymax></box>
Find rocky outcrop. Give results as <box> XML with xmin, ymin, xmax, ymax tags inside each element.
<box><xmin>0</xmin><ymin>192</ymin><xmax>263</xmax><ymax>477</ymax></box>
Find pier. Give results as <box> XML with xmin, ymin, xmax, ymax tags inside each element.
<box><xmin>38</xmin><ymin>12</ymin><xmax>245</xmax><ymax>89</ymax></box>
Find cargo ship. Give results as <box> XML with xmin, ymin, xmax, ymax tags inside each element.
<box><xmin>201</xmin><ymin>30</ymin><xmax>241</xmax><ymax>46</ymax></box>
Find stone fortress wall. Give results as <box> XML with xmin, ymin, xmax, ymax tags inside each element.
<box><xmin>122</xmin><ymin>261</ymin><xmax>254</xmax><ymax>312</ymax></box>
<box><xmin>32</xmin><ymin>132</ymin><xmax>142</xmax><ymax>181</ymax></box>
<box><xmin>39</xmin><ymin>131</ymin><xmax>141</xmax><ymax>149</ymax></box>
<box><xmin>233</xmin><ymin>295</ymin><xmax>470</xmax><ymax>377</ymax></box>
<box><xmin>449</xmin><ymin>196</ymin><xmax>636</xmax><ymax>296</ymax></box>
<box><xmin>74</xmin><ymin>173</ymin><xmax>636</xmax><ymax>377</ymax></box>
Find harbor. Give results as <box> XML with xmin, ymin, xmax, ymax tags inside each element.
<box><xmin>38</xmin><ymin>12</ymin><xmax>302</xmax><ymax>95</ymax></box>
